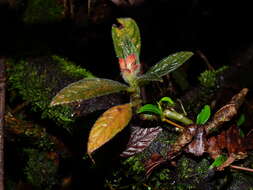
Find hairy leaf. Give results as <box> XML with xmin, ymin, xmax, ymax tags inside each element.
<box><xmin>50</xmin><ymin>78</ymin><xmax>128</xmax><ymax>106</ymax></box>
<box><xmin>87</xmin><ymin>104</ymin><xmax>132</xmax><ymax>155</ymax></box>
<box><xmin>146</xmin><ymin>51</ymin><xmax>193</xmax><ymax>78</ymax></box>
<box><xmin>137</xmin><ymin>104</ymin><xmax>162</xmax><ymax>115</ymax></box>
<box><xmin>135</xmin><ymin>73</ymin><xmax>162</xmax><ymax>86</ymax></box>
<box><xmin>209</xmin><ymin>155</ymin><xmax>227</xmax><ymax>169</ymax></box>
<box><xmin>120</xmin><ymin>126</ymin><xmax>163</xmax><ymax>157</ymax></box>
<box><xmin>196</xmin><ymin>105</ymin><xmax>211</xmax><ymax>125</ymax></box>
<box><xmin>112</xmin><ymin>18</ymin><xmax>141</xmax><ymax>58</ymax></box>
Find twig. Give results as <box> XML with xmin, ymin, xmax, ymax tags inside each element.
<box><xmin>196</xmin><ymin>50</ymin><xmax>215</xmax><ymax>71</ymax></box>
<box><xmin>0</xmin><ymin>58</ymin><xmax>6</xmax><ymax>190</ymax></box>
<box><xmin>230</xmin><ymin>165</ymin><xmax>253</xmax><ymax>173</ymax></box>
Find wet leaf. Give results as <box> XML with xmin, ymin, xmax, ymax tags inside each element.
<box><xmin>146</xmin><ymin>51</ymin><xmax>193</xmax><ymax>78</ymax></box>
<box><xmin>87</xmin><ymin>104</ymin><xmax>132</xmax><ymax>156</ymax></box>
<box><xmin>137</xmin><ymin>104</ymin><xmax>162</xmax><ymax>115</ymax></box>
<box><xmin>50</xmin><ymin>78</ymin><xmax>128</xmax><ymax>106</ymax></box>
<box><xmin>209</xmin><ymin>155</ymin><xmax>227</xmax><ymax>169</ymax></box>
<box><xmin>120</xmin><ymin>126</ymin><xmax>163</xmax><ymax>157</ymax></box>
<box><xmin>196</xmin><ymin>105</ymin><xmax>211</xmax><ymax>125</ymax></box>
<box><xmin>112</xmin><ymin>18</ymin><xmax>141</xmax><ymax>58</ymax></box>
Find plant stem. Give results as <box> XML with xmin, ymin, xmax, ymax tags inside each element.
<box><xmin>0</xmin><ymin>58</ymin><xmax>5</xmax><ymax>190</ymax></box>
<box><xmin>162</xmin><ymin>118</ymin><xmax>184</xmax><ymax>130</ymax></box>
<box><xmin>230</xmin><ymin>165</ymin><xmax>253</xmax><ymax>173</ymax></box>
<box><xmin>163</xmin><ymin>109</ymin><xmax>193</xmax><ymax>125</ymax></box>
<box><xmin>130</xmin><ymin>86</ymin><xmax>142</xmax><ymax>111</ymax></box>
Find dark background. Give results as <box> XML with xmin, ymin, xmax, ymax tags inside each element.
<box><xmin>1</xmin><ymin>1</ymin><xmax>253</xmax><ymax>76</ymax></box>
<box><xmin>1</xmin><ymin>0</ymin><xmax>253</xmax><ymax>189</ymax></box>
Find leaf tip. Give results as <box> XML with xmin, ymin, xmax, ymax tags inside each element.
<box><xmin>88</xmin><ymin>152</ymin><xmax>96</xmax><ymax>164</ymax></box>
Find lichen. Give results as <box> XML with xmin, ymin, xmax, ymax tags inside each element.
<box><xmin>6</xmin><ymin>55</ymin><xmax>94</xmax><ymax>127</ymax></box>
<box><xmin>23</xmin><ymin>0</ymin><xmax>64</xmax><ymax>24</ymax></box>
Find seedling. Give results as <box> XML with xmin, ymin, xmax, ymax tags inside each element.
<box><xmin>50</xmin><ymin>18</ymin><xmax>193</xmax><ymax>160</ymax></box>
<box><xmin>138</xmin><ymin>97</ymin><xmax>193</xmax><ymax>130</ymax></box>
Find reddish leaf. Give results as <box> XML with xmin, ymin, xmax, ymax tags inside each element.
<box><xmin>120</xmin><ymin>126</ymin><xmax>162</xmax><ymax>157</ymax></box>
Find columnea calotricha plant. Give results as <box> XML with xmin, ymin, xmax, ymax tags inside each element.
<box><xmin>50</xmin><ymin>18</ymin><xmax>193</xmax><ymax>160</ymax></box>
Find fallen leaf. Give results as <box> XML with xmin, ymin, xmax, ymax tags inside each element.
<box><xmin>87</xmin><ymin>104</ymin><xmax>132</xmax><ymax>156</ymax></box>
<box><xmin>120</xmin><ymin>126</ymin><xmax>162</xmax><ymax>157</ymax></box>
<box><xmin>185</xmin><ymin>126</ymin><xmax>206</xmax><ymax>156</ymax></box>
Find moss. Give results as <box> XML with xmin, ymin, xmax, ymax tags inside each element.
<box><xmin>123</xmin><ymin>156</ymin><xmax>145</xmax><ymax>175</ymax></box>
<box><xmin>52</xmin><ymin>56</ymin><xmax>94</xmax><ymax>78</ymax></box>
<box><xmin>198</xmin><ymin>66</ymin><xmax>228</xmax><ymax>88</ymax></box>
<box><xmin>176</xmin><ymin>156</ymin><xmax>211</xmax><ymax>190</ymax></box>
<box><xmin>198</xmin><ymin>70</ymin><xmax>217</xmax><ymax>88</ymax></box>
<box><xmin>226</xmin><ymin>172</ymin><xmax>253</xmax><ymax>190</ymax></box>
<box><xmin>6</xmin><ymin>55</ymin><xmax>94</xmax><ymax>127</ymax></box>
<box><xmin>23</xmin><ymin>0</ymin><xmax>64</xmax><ymax>24</ymax></box>
<box><xmin>24</xmin><ymin>149</ymin><xmax>59</xmax><ymax>190</ymax></box>
<box><xmin>104</xmin><ymin>130</ymin><xmax>179</xmax><ymax>189</ymax></box>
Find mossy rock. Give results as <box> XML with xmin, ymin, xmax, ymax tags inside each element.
<box><xmin>23</xmin><ymin>0</ymin><xmax>65</xmax><ymax>24</ymax></box>
<box><xmin>6</xmin><ymin>55</ymin><xmax>94</xmax><ymax>126</ymax></box>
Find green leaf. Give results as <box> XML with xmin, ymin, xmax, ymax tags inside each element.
<box><xmin>146</xmin><ymin>51</ymin><xmax>193</xmax><ymax>78</ymax></box>
<box><xmin>159</xmin><ymin>97</ymin><xmax>175</xmax><ymax>106</ymax></box>
<box><xmin>112</xmin><ymin>18</ymin><xmax>141</xmax><ymax>58</ymax></box>
<box><xmin>237</xmin><ymin>114</ymin><xmax>246</xmax><ymax>127</ymax></box>
<box><xmin>239</xmin><ymin>129</ymin><xmax>245</xmax><ymax>138</ymax></box>
<box><xmin>137</xmin><ymin>104</ymin><xmax>162</xmax><ymax>115</ymax></box>
<box><xmin>209</xmin><ymin>155</ymin><xmax>227</xmax><ymax>169</ymax></box>
<box><xmin>50</xmin><ymin>78</ymin><xmax>129</xmax><ymax>106</ymax></box>
<box><xmin>196</xmin><ymin>105</ymin><xmax>211</xmax><ymax>125</ymax></box>
<box><xmin>134</xmin><ymin>73</ymin><xmax>162</xmax><ymax>86</ymax></box>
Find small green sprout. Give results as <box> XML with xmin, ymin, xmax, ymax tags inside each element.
<box><xmin>237</xmin><ymin>114</ymin><xmax>246</xmax><ymax>137</ymax></box>
<box><xmin>209</xmin><ymin>155</ymin><xmax>227</xmax><ymax>169</ymax></box>
<box><xmin>138</xmin><ymin>97</ymin><xmax>193</xmax><ymax>130</ymax></box>
<box><xmin>196</xmin><ymin>105</ymin><xmax>211</xmax><ymax>125</ymax></box>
